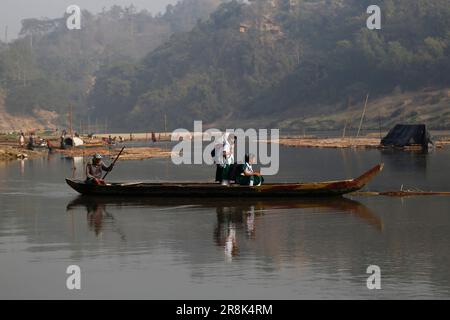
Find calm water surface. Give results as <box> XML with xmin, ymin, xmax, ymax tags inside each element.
<box><xmin>1</xmin><ymin>145</ymin><xmax>450</xmax><ymax>299</ymax></box>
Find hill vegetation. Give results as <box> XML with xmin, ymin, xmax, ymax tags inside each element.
<box><xmin>0</xmin><ymin>0</ymin><xmax>224</xmax><ymax>129</ymax></box>
<box><xmin>1</xmin><ymin>0</ymin><xmax>449</xmax><ymax>132</ymax></box>
<box><xmin>90</xmin><ymin>0</ymin><xmax>450</xmax><ymax>131</ymax></box>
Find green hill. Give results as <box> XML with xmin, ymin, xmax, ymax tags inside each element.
<box><xmin>1</xmin><ymin>0</ymin><xmax>450</xmax><ymax>132</ymax></box>
<box><xmin>0</xmin><ymin>0</ymin><xmax>224</xmax><ymax>130</ymax></box>
<box><xmin>89</xmin><ymin>0</ymin><xmax>450</xmax><ymax>131</ymax></box>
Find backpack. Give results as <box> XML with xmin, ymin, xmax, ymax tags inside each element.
<box><xmin>228</xmin><ymin>164</ymin><xmax>244</xmax><ymax>181</ymax></box>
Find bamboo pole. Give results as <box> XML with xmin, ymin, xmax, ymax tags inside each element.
<box><xmin>68</xmin><ymin>105</ymin><xmax>73</xmax><ymax>136</ymax></box>
<box><xmin>357</xmin><ymin>94</ymin><xmax>369</xmax><ymax>138</ymax></box>
<box><xmin>164</xmin><ymin>114</ymin><xmax>167</xmax><ymax>139</ymax></box>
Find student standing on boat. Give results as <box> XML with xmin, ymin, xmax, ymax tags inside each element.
<box><xmin>221</xmin><ymin>133</ymin><xmax>234</xmax><ymax>186</ymax></box>
<box><xmin>213</xmin><ymin>133</ymin><xmax>231</xmax><ymax>184</ymax></box>
<box><xmin>228</xmin><ymin>135</ymin><xmax>239</xmax><ymax>183</ymax></box>
<box><xmin>85</xmin><ymin>154</ymin><xmax>114</xmax><ymax>185</ymax></box>
<box><xmin>236</xmin><ymin>154</ymin><xmax>264</xmax><ymax>186</ymax></box>
<box><xmin>213</xmin><ymin>138</ymin><xmax>224</xmax><ymax>183</ymax></box>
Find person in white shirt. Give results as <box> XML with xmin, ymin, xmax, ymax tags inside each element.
<box><xmin>19</xmin><ymin>132</ymin><xmax>25</xmax><ymax>148</ymax></box>
<box><xmin>221</xmin><ymin>133</ymin><xmax>233</xmax><ymax>185</ymax></box>
<box><xmin>213</xmin><ymin>137</ymin><xmax>224</xmax><ymax>183</ymax></box>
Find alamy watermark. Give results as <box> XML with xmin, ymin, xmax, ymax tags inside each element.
<box><xmin>171</xmin><ymin>121</ymin><xmax>280</xmax><ymax>176</ymax></box>
<box><xmin>367</xmin><ymin>5</ymin><xmax>381</xmax><ymax>30</ymax></box>
<box><xmin>66</xmin><ymin>5</ymin><xmax>81</xmax><ymax>30</ymax></box>
<box><xmin>66</xmin><ymin>265</ymin><xmax>81</xmax><ymax>290</ymax></box>
<box><xmin>366</xmin><ymin>265</ymin><xmax>381</xmax><ymax>290</ymax></box>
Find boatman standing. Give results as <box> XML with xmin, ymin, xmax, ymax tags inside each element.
<box><xmin>85</xmin><ymin>154</ymin><xmax>114</xmax><ymax>185</ymax></box>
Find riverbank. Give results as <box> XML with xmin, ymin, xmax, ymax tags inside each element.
<box><xmin>0</xmin><ymin>145</ymin><xmax>46</xmax><ymax>161</ymax></box>
<box><xmin>0</xmin><ymin>132</ymin><xmax>173</xmax><ymax>161</ymax></box>
<box><xmin>54</xmin><ymin>146</ymin><xmax>172</xmax><ymax>160</ymax></box>
<box><xmin>276</xmin><ymin>136</ymin><xmax>450</xmax><ymax>149</ymax></box>
<box><xmin>277</xmin><ymin>137</ymin><xmax>380</xmax><ymax>149</ymax></box>
<box><xmin>93</xmin><ymin>132</ymin><xmax>171</xmax><ymax>141</ymax></box>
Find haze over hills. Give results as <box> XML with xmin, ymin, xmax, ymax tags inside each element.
<box><xmin>0</xmin><ymin>0</ymin><xmax>225</xmax><ymax>131</ymax></box>
<box><xmin>0</xmin><ymin>0</ymin><xmax>179</xmax><ymax>40</ymax></box>
<box><xmin>0</xmin><ymin>0</ymin><xmax>449</xmax><ymax>133</ymax></box>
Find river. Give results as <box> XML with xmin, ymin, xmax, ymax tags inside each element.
<box><xmin>0</xmin><ymin>145</ymin><xmax>449</xmax><ymax>299</ymax></box>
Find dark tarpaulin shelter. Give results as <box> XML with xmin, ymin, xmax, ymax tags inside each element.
<box><xmin>381</xmin><ymin>124</ymin><xmax>432</xmax><ymax>148</ymax></box>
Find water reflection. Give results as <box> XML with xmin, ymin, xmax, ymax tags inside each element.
<box><xmin>380</xmin><ymin>148</ymin><xmax>428</xmax><ymax>171</ymax></box>
<box><xmin>67</xmin><ymin>197</ymin><xmax>126</xmax><ymax>240</ymax></box>
<box><xmin>66</xmin><ymin>196</ymin><xmax>382</xmax><ymax>250</ymax></box>
<box><xmin>19</xmin><ymin>159</ymin><xmax>25</xmax><ymax>176</ymax></box>
<box><xmin>3</xmin><ymin>145</ymin><xmax>450</xmax><ymax>298</ymax></box>
<box><xmin>214</xmin><ymin>205</ymin><xmax>258</xmax><ymax>261</ymax></box>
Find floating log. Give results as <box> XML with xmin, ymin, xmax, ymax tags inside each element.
<box><xmin>353</xmin><ymin>191</ymin><xmax>450</xmax><ymax>197</ymax></box>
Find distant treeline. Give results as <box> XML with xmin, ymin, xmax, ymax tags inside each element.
<box><xmin>0</xmin><ymin>0</ymin><xmax>223</xmax><ymax>122</ymax></box>
<box><xmin>1</xmin><ymin>0</ymin><xmax>449</xmax><ymax>131</ymax></box>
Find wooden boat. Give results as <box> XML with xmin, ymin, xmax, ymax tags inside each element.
<box><xmin>66</xmin><ymin>164</ymin><xmax>383</xmax><ymax>197</ymax></box>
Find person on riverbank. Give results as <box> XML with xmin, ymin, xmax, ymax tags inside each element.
<box><xmin>236</xmin><ymin>154</ymin><xmax>264</xmax><ymax>186</ymax></box>
<box><xmin>46</xmin><ymin>139</ymin><xmax>53</xmax><ymax>152</ymax></box>
<box><xmin>27</xmin><ymin>134</ymin><xmax>35</xmax><ymax>150</ymax></box>
<box><xmin>60</xmin><ymin>131</ymin><xmax>67</xmax><ymax>149</ymax></box>
<box><xmin>85</xmin><ymin>154</ymin><xmax>114</xmax><ymax>185</ymax></box>
<box><xmin>19</xmin><ymin>132</ymin><xmax>25</xmax><ymax>148</ymax></box>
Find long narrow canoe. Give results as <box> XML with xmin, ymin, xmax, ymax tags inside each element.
<box><xmin>65</xmin><ymin>164</ymin><xmax>383</xmax><ymax>197</ymax></box>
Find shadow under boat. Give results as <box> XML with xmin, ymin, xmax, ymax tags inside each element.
<box><xmin>66</xmin><ymin>195</ymin><xmax>383</xmax><ymax>232</ymax></box>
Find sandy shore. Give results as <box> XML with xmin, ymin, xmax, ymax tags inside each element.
<box><xmin>0</xmin><ymin>145</ymin><xmax>47</xmax><ymax>161</ymax></box>
<box><xmin>54</xmin><ymin>146</ymin><xmax>172</xmax><ymax>160</ymax></box>
<box><xmin>93</xmin><ymin>132</ymin><xmax>171</xmax><ymax>141</ymax></box>
<box><xmin>276</xmin><ymin>136</ymin><xmax>450</xmax><ymax>149</ymax></box>
<box><xmin>3</xmin><ymin>132</ymin><xmax>449</xmax><ymax>163</ymax></box>
<box><xmin>277</xmin><ymin>137</ymin><xmax>381</xmax><ymax>149</ymax></box>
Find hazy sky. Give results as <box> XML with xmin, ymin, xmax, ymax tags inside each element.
<box><xmin>1</xmin><ymin>0</ymin><xmax>177</xmax><ymax>40</ymax></box>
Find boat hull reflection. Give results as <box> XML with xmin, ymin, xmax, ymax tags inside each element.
<box><xmin>67</xmin><ymin>196</ymin><xmax>383</xmax><ymax>232</ymax></box>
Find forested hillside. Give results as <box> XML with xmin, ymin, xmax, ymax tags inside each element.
<box><xmin>1</xmin><ymin>0</ymin><xmax>449</xmax><ymax>132</ymax></box>
<box><xmin>0</xmin><ymin>0</ymin><xmax>224</xmax><ymax>130</ymax></box>
<box><xmin>90</xmin><ymin>0</ymin><xmax>450</xmax><ymax>131</ymax></box>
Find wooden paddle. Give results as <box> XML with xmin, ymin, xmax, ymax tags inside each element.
<box><xmin>103</xmin><ymin>146</ymin><xmax>125</xmax><ymax>179</ymax></box>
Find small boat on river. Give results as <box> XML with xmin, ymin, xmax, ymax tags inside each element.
<box><xmin>66</xmin><ymin>164</ymin><xmax>383</xmax><ymax>198</ymax></box>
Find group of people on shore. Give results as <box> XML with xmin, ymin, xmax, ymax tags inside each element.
<box><xmin>18</xmin><ymin>131</ymin><xmax>51</xmax><ymax>151</ymax></box>
<box><xmin>213</xmin><ymin>133</ymin><xmax>264</xmax><ymax>187</ymax></box>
